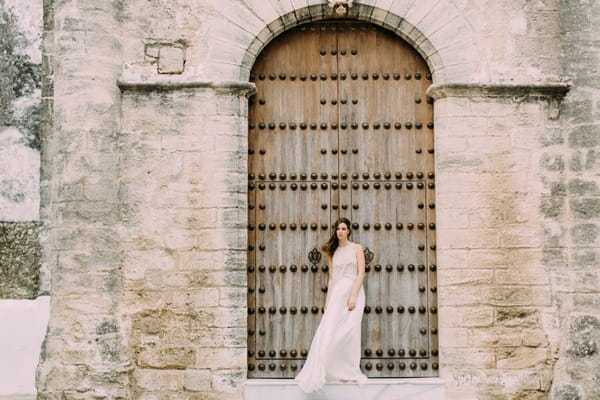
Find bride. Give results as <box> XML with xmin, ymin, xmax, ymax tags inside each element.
<box><xmin>295</xmin><ymin>218</ymin><xmax>368</xmax><ymax>393</ymax></box>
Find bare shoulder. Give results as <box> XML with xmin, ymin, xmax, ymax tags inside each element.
<box><xmin>353</xmin><ymin>242</ymin><xmax>364</xmax><ymax>252</ymax></box>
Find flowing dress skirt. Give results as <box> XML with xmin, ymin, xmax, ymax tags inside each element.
<box><xmin>294</xmin><ymin>275</ymin><xmax>367</xmax><ymax>393</ymax></box>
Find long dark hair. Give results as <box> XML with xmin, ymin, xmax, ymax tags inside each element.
<box><xmin>321</xmin><ymin>218</ymin><xmax>352</xmax><ymax>258</ymax></box>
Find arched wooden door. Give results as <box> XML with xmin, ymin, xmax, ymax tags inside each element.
<box><xmin>247</xmin><ymin>21</ymin><xmax>438</xmax><ymax>378</ymax></box>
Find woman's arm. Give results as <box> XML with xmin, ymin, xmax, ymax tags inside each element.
<box><xmin>347</xmin><ymin>244</ymin><xmax>366</xmax><ymax>311</ymax></box>
<box><xmin>324</xmin><ymin>254</ymin><xmax>333</xmax><ymax>311</ymax></box>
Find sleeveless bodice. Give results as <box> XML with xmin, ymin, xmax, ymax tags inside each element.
<box><xmin>332</xmin><ymin>243</ymin><xmax>358</xmax><ymax>280</ymax></box>
<box><xmin>295</xmin><ymin>240</ymin><xmax>367</xmax><ymax>392</ymax></box>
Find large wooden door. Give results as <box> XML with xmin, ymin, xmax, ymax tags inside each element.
<box><xmin>247</xmin><ymin>21</ymin><xmax>438</xmax><ymax>378</ymax></box>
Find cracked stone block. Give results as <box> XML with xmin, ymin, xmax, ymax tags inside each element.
<box><xmin>158</xmin><ymin>46</ymin><xmax>185</xmax><ymax>74</ymax></box>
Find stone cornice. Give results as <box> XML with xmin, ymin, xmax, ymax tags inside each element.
<box><xmin>117</xmin><ymin>79</ymin><xmax>570</xmax><ymax>101</ymax></box>
<box><xmin>427</xmin><ymin>83</ymin><xmax>571</xmax><ymax>100</ymax></box>
<box><xmin>117</xmin><ymin>79</ymin><xmax>256</xmax><ymax>95</ymax></box>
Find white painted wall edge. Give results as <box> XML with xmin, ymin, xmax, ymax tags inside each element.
<box><xmin>0</xmin><ymin>127</ymin><xmax>41</xmax><ymax>221</ymax></box>
<box><xmin>0</xmin><ymin>296</ymin><xmax>50</xmax><ymax>398</ymax></box>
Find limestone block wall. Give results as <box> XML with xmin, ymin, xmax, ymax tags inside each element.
<box><xmin>432</xmin><ymin>91</ymin><xmax>562</xmax><ymax>399</ymax></box>
<box><xmin>118</xmin><ymin>87</ymin><xmax>250</xmax><ymax>399</ymax></box>
<box><xmin>119</xmin><ymin>0</ymin><xmax>562</xmax><ymax>86</ymax></box>
<box><xmin>35</xmin><ymin>0</ymin><xmax>131</xmax><ymax>398</ymax></box>
<box><xmin>34</xmin><ymin>0</ymin><xmax>599</xmax><ymax>399</ymax></box>
<box><xmin>548</xmin><ymin>1</ymin><xmax>600</xmax><ymax>399</ymax></box>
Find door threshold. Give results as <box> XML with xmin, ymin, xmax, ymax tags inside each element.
<box><xmin>245</xmin><ymin>378</ymin><xmax>445</xmax><ymax>400</ymax></box>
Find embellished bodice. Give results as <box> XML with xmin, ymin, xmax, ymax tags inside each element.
<box><xmin>332</xmin><ymin>243</ymin><xmax>358</xmax><ymax>280</ymax></box>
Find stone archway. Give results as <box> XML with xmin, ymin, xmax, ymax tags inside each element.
<box><xmin>246</xmin><ymin>19</ymin><xmax>439</xmax><ymax>379</ymax></box>
<box><xmin>198</xmin><ymin>1</ymin><xmax>484</xmax><ymax>84</ymax></box>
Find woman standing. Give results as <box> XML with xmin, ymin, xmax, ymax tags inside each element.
<box><xmin>295</xmin><ymin>218</ymin><xmax>368</xmax><ymax>393</ymax></box>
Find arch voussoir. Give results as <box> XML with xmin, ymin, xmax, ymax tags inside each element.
<box><xmin>205</xmin><ymin>0</ymin><xmax>483</xmax><ymax>84</ymax></box>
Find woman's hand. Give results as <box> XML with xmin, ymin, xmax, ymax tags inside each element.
<box><xmin>347</xmin><ymin>296</ymin><xmax>357</xmax><ymax>311</ymax></box>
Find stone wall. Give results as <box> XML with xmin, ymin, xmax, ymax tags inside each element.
<box><xmin>547</xmin><ymin>1</ymin><xmax>600</xmax><ymax>399</ymax></box>
<box><xmin>0</xmin><ymin>0</ymin><xmax>42</xmax><ymax>298</ymax></box>
<box><xmin>35</xmin><ymin>0</ymin><xmax>132</xmax><ymax>398</ymax></box>
<box><xmin>118</xmin><ymin>0</ymin><xmax>563</xmax><ymax>86</ymax></box>
<box><xmin>34</xmin><ymin>1</ymin><xmax>599</xmax><ymax>400</ymax></box>
<box><xmin>118</xmin><ymin>86</ymin><xmax>250</xmax><ymax>399</ymax></box>
<box><xmin>432</xmin><ymin>89</ymin><xmax>563</xmax><ymax>399</ymax></box>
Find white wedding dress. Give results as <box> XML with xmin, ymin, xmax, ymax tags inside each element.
<box><xmin>295</xmin><ymin>242</ymin><xmax>368</xmax><ymax>393</ymax></box>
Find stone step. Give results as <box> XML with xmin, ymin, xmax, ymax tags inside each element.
<box><xmin>245</xmin><ymin>378</ymin><xmax>446</xmax><ymax>400</ymax></box>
